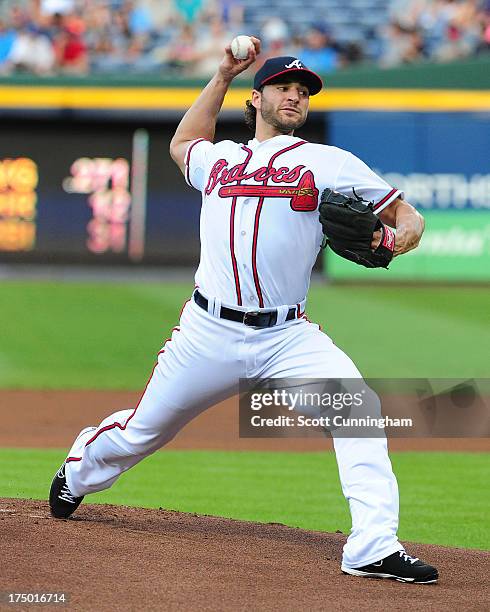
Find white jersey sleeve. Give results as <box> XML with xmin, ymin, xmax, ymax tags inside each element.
<box><xmin>335</xmin><ymin>152</ymin><xmax>403</xmax><ymax>214</ymax></box>
<box><xmin>184</xmin><ymin>138</ymin><xmax>215</xmax><ymax>191</ymax></box>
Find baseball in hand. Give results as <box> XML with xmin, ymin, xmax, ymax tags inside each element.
<box><xmin>230</xmin><ymin>35</ymin><xmax>254</xmax><ymax>60</ymax></box>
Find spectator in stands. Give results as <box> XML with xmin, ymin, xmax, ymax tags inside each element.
<box><xmin>216</xmin><ymin>0</ymin><xmax>244</xmax><ymax>30</ymax></box>
<box><xmin>192</xmin><ymin>15</ymin><xmax>232</xmax><ymax>76</ymax></box>
<box><xmin>122</xmin><ymin>0</ymin><xmax>161</xmax><ymax>73</ymax></box>
<box><xmin>87</xmin><ymin>8</ymin><xmax>132</xmax><ymax>73</ymax></box>
<box><xmin>379</xmin><ymin>20</ymin><xmax>424</xmax><ymax>66</ymax></box>
<box><xmin>478</xmin><ymin>1</ymin><xmax>490</xmax><ymax>51</ymax></box>
<box><xmin>339</xmin><ymin>42</ymin><xmax>364</xmax><ymax>67</ymax></box>
<box><xmin>40</xmin><ymin>0</ymin><xmax>75</xmax><ymax>16</ymax></box>
<box><xmin>5</xmin><ymin>23</ymin><xmax>56</xmax><ymax>75</ymax></box>
<box><xmin>297</xmin><ymin>24</ymin><xmax>339</xmax><ymax>73</ymax></box>
<box><xmin>5</xmin><ymin>3</ymin><xmax>28</xmax><ymax>31</ymax></box>
<box><xmin>54</xmin><ymin>14</ymin><xmax>89</xmax><ymax>74</ymax></box>
<box><xmin>432</xmin><ymin>0</ymin><xmax>481</xmax><ymax>60</ymax></box>
<box><xmin>126</xmin><ymin>0</ymin><xmax>154</xmax><ymax>36</ymax></box>
<box><xmin>174</xmin><ymin>0</ymin><xmax>205</xmax><ymax>23</ymax></box>
<box><xmin>163</xmin><ymin>22</ymin><xmax>200</xmax><ymax>74</ymax></box>
<box><xmin>141</xmin><ymin>0</ymin><xmax>180</xmax><ymax>30</ymax></box>
<box><xmin>261</xmin><ymin>16</ymin><xmax>289</xmax><ymax>50</ymax></box>
<box><xmin>0</xmin><ymin>20</ymin><xmax>17</xmax><ymax>73</ymax></box>
<box><xmin>388</xmin><ymin>0</ymin><xmax>428</xmax><ymax>30</ymax></box>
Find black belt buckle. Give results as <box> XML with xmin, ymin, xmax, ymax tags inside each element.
<box><xmin>243</xmin><ymin>310</ymin><xmax>262</xmax><ymax>326</ymax></box>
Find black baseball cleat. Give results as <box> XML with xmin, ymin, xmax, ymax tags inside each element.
<box><xmin>49</xmin><ymin>462</ymin><xmax>84</xmax><ymax>519</ymax></box>
<box><xmin>342</xmin><ymin>550</ymin><xmax>439</xmax><ymax>584</ymax></box>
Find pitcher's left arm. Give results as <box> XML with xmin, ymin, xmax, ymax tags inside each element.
<box><xmin>375</xmin><ymin>197</ymin><xmax>424</xmax><ymax>256</ymax></box>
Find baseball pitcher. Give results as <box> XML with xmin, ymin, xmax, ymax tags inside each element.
<box><xmin>50</xmin><ymin>37</ymin><xmax>438</xmax><ymax>584</ymax></box>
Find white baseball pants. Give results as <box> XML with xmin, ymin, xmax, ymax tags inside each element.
<box><xmin>65</xmin><ymin>298</ymin><xmax>403</xmax><ymax>568</ymax></box>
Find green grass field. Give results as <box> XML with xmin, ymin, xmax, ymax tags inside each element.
<box><xmin>1</xmin><ymin>279</ymin><xmax>488</xmax><ymax>550</ymax></box>
<box><xmin>1</xmin><ymin>448</ymin><xmax>488</xmax><ymax>550</ymax></box>
<box><xmin>0</xmin><ymin>281</ymin><xmax>488</xmax><ymax>388</ymax></box>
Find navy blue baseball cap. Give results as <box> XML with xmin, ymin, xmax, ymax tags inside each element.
<box><xmin>253</xmin><ymin>56</ymin><xmax>323</xmax><ymax>95</ymax></box>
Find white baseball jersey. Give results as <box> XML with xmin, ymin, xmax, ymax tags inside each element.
<box><xmin>185</xmin><ymin>135</ymin><xmax>402</xmax><ymax>309</ymax></box>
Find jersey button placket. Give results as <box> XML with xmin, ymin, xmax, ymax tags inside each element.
<box><xmin>236</xmin><ymin>196</ymin><xmax>255</xmax><ymax>306</ymax></box>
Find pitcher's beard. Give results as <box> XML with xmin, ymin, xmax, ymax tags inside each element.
<box><xmin>260</xmin><ymin>106</ymin><xmax>306</xmax><ymax>134</ymax></box>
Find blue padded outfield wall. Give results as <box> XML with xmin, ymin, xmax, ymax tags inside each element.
<box><xmin>326</xmin><ymin>112</ymin><xmax>490</xmax><ymax>281</ymax></box>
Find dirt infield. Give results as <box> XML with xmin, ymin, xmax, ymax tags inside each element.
<box><xmin>1</xmin><ymin>499</ymin><xmax>489</xmax><ymax>611</ymax></box>
<box><xmin>1</xmin><ymin>390</ymin><xmax>489</xmax><ymax>452</ymax></box>
<box><xmin>1</xmin><ymin>390</ymin><xmax>489</xmax><ymax>611</ymax></box>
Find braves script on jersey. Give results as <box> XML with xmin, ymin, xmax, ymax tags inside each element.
<box><xmin>185</xmin><ymin>135</ymin><xmax>401</xmax><ymax>308</ymax></box>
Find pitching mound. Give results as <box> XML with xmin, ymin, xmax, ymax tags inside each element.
<box><xmin>1</xmin><ymin>499</ymin><xmax>488</xmax><ymax>611</ymax></box>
